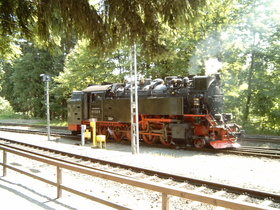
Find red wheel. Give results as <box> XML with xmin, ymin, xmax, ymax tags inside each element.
<box><xmin>159</xmin><ymin>125</ymin><xmax>173</xmax><ymax>146</ymax></box>
<box><xmin>97</xmin><ymin>126</ymin><xmax>102</xmax><ymax>135</ymax></box>
<box><xmin>142</xmin><ymin>134</ymin><xmax>159</xmax><ymax>144</ymax></box>
<box><xmin>194</xmin><ymin>139</ymin><xmax>206</xmax><ymax>148</ymax></box>
<box><xmin>159</xmin><ymin>135</ymin><xmax>172</xmax><ymax>146</ymax></box>
<box><xmin>98</xmin><ymin>126</ymin><xmax>110</xmax><ymax>139</ymax></box>
<box><xmin>112</xmin><ymin>127</ymin><xmax>123</xmax><ymax>141</ymax></box>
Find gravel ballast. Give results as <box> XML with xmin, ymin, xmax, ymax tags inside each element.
<box><xmin>0</xmin><ymin>129</ymin><xmax>279</xmax><ymax>209</ymax></box>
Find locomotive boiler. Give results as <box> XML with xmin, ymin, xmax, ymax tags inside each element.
<box><xmin>67</xmin><ymin>73</ymin><xmax>242</xmax><ymax>149</ymax></box>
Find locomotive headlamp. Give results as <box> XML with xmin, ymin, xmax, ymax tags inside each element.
<box><xmin>40</xmin><ymin>74</ymin><xmax>51</xmax><ymax>82</ymax></box>
<box><xmin>40</xmin><ymin>73</ymin><xmax>51</xmax><ymax>141</ymax></box>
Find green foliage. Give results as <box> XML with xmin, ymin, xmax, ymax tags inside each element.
<box><xmin>219</xmin><ymin>0</ymin><xmax>280</xmax><ymax>131</ymax></box>
<box><xmin>1</xmin><ymin>42</ymin><xmax>65</xmax><ymax>118</ymax></box>
<box><xmin>0</xmin><ymin>0</ymin><xmax>208</xmax><ymax>56</ymax></box>
<box><xmin>0</xmin><ymin>97</ymin><xmax>13</xmax><ymax>114</ymax></box>
<box><xmin>1</xmin><ymin>0</ymin><xmax>280</xmax><ymax>135</ymax></box>
<box><xmin>53</xmin><ymin>0</ymin><xmax>280</xmax><ymax>135</ymax></box>
<box><xmin>0</xmin><ymin>113</ymin><xmax>32</xmax><ymax>120</ymax></box>
<box><xmin>54</xmin><ymin>40</ymin><xmax>127</xmax><ymax>94</ymax></box>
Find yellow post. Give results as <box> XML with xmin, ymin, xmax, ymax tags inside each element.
<box><xmin>90</xmin><ymin>119</ymin><xmax>96</xmax><ymax>147</ymax></box>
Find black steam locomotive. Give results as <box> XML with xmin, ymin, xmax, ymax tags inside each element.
<box><xmin>68</xmin><ymin>73</ymin><xmax>242</xmax><ymax>149</ymax></box>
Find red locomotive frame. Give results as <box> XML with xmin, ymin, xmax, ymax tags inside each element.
<box><xmin>69</xmin><ymin>113</ymin><xmax>241</xmax><ymax>149</ymax></box>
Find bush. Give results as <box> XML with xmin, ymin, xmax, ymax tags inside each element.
<box><xmin>0</xmin><ymin>97</ymin><xmax>14</xmax><ymax>114</ymax></box>
<box><xmin>243</xmin><ymin>123</ymin><xmax>280</xmax><ymax>136</ymax></box>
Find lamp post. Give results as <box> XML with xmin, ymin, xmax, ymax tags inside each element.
<box><xmin>40</xmin><ymin>74</ymin><xmax>51</xmax><ymax>141</ymax></box>
<box><xmin>130</xmin><ymin>44</ymin><xmax>139</xmax><ymax>154</ymax></box>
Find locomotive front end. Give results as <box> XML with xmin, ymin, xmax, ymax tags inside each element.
<box><xmin>188</xmin><ymin>74</ymin><xmax>242</xmax><ymax>149</ymax></box>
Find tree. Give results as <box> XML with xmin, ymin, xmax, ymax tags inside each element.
<box><xmin>0</xmin><ymin>0</ymin><xmax>208</xmax><ymax>56</ymax></box>
<box><xmin>54</xmin><ymin>40</ymin><xmax>129</xmax><ymax>93</ymax></box>
<box><xmin>219</xmin><ymin>0</ymin><xmax>280</xmax><ymax>133</ymax></box>
<box><xmin>1</xmin><ymin>42</ymin><xmax>64</xmax><ymax>118</ymax></box>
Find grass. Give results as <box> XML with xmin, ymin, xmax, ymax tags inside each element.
<box><xmin>0</xmin><ymin>113</ymin><xmax>67</xmax><ymax>127</ymax></box>
<box><xmin>30</xmin><ymin>120</ymin><xmax>68</xmax><ymax>127</ymax></box>
<box><xmin>50</xmin><ymin>120</ymin><xmax>68</xmax><ymax>127</ymax></box>
<box><xmin>0</xmin><ymin>113</ymin><xmax>31</xmax><ymax>120</ymax></box>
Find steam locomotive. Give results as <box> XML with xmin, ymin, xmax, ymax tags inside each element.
<box><xmin>68</xmin><ymin>73</ymin><xmax>242</xmax><ymax>149</ymax></box>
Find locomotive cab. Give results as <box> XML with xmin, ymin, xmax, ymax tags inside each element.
<box><xmin>83</xmin><ymin>85</ymin><xmax>110</xmax><ymax>121</ymax></box>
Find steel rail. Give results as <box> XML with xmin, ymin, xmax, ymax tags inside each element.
<box><xmin>0</xmin><ymin>141</ymin><xmax>279</xmax><ymax>209</ymax></box>
<box><xmin>1</xmin><ymin>137</ymin><xmax>280</xmax><ymax>203</ymax></box>
<box><xmin>218</xmin><ymin>147</ymin><xmax>280</xmax><ymax>158</ymax></box>
<box><xmin>1</xmin><ymin>126</ymin><xmax>280</xmax><ymax>160</ymax></box>
<box><xmin>1</xmin><ymin>124</ymin><xmax>280</xmax><ymax>142</ymax></box>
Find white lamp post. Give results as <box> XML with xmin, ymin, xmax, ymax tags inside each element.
<box><xmin>40</xmin><ymin>74</ymin><xmax>51</xmax><ymax>141</ymax></box>
<box><xmin>130</xmin><ymin>44</ymin><xmax>139</xmax><ymax>154</ymax></box>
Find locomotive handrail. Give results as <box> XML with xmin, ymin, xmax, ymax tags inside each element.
<box><xmin>224</xmin><ymin>125</ymin><xmax>240</xmax><ymax>143</ymax></box>
<box><xmin>0</xmin><ymin>144</ymin><xmax>269</xmax><ymax>210</ymax></box>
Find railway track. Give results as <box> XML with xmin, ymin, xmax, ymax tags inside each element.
<box><xmin>0</xmin><ymin>137</ymin><xmax>280</xmax><ymax>209</ymax></box>
<box><xmin>210</xmin><ymin>146</ymin><xmax>280</xmax><ymax>158</ymax></box>
<box><xmin>232</xmin><ymin>146</ymin><xmax>280</xmax><ymax>157</ymax></box>
<box><xmin>241</xmin><ymin>135</ymin><xmax>280</xmax><ymax>143</ymax></box>
<box><xmin>1</xmin><ymin>125</ymin><xmax>280</xmax><ymax>159</ymax></box>
<box><xmin>2</xmin><ymin>123</ymin><xmax>280</xmax><ymax>143</ymax></box>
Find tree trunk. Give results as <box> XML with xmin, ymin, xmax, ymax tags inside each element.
<box><xmin>243</xmin><ymin>52</ymin><xmax>254</xmax><ymax>126</ymax></box>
